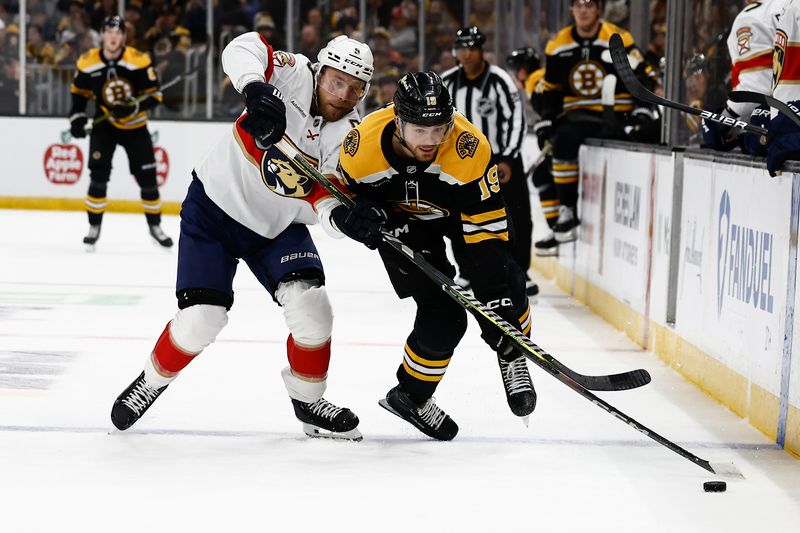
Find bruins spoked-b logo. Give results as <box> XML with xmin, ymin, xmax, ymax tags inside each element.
<box><xmin>456</xmin><ymin>131</ymin><xmax>478</xmax><ymax>159</ymax></box>
<box><xmin>344</xmin><ymin>129</ymin><xmax>360</xmax><ymax>156</ymax></box>
<box><xmin>101</xmin><ymin>78</ymin><xmax>134</xmax><ymax>107</ymax></box>
<box><xmin>260</xmin><ymin>148</ymin><xmax>313</xmax><ymax>198</ymax></box>
<box><xmin>569</xmin><ymin>60</ymin><xmax>605</xmax><ymax>97</ymax></box>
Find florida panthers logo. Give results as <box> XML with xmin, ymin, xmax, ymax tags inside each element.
<box><xmin>774</xmin><ymin>30</ymin><xmax>788</xmax><ymax>89</ymax></box>
<box><xmin>569</xmin><ymin>60</ymin><xmax>605</xmax><ymax>97</ymax></box>
<box><xmin>260</xmin><ymin>151</ymin><xmax>313</xmax><ymax>198</ymax></box>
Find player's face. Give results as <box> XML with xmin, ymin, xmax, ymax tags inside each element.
<box><xmin>316</xmin><ymin>67</ymin><xmax>367</xmax><ymax>121</ymax></box>
<box><xmin>101</xmin><ymin>27</ymin><xmax>125</xmax><ymax>52</ymax></box>
<box><xmin>397</xmin><ymin>118</ymin><xmax>453</xmax><ymax>162</ymax></box>
<box><xmin>572</xmin><ymin>0</ymin><xmax>601</xmax><ymax>31</ymax></box>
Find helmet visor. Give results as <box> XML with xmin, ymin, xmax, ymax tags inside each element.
<box><xmin>398</xmin><ymin>118</ymin><xmax>454</xmax><ymax>146</ymax></box>
<box><xmin>318</xmin><ymin>68</ymin><xmax>368</xmax><ymax>103</ymax></box>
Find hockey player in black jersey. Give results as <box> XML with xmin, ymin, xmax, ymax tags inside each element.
<box><xmin>536</xmin><ymin>0</ymin><xmax>655</xmax><ymax>243</ymax></box>
<box><xmin>69</xmin><ymin>16</ymin><xmax>172</xmax><ymax>250</ymax></box>
<box><xmin>330</xmin><ymin>72</ymin><xmax>536</xmax><ymax>440</ymax></box>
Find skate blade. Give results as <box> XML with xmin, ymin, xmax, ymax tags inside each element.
<box><xmin>378</xmin><ymin>398</ymin><xmax>403</xmax><ymax>419</ymax></box>
<box><xmin>554</xmin><ymin>229</ymin><xmax>578</xmax><ymax>243</ymax></box>
<box><xmin>521</xmin><ymin>415</ymin><xmax>530</xmax><ymax>428</ymax></box>
<box><xmin>302</xmin><ymin>423</ymin><xmax>362</xmax><ymax>442</ymax></box>
<box><xmin>84</xmin><ymin>243</ymin><xmax>97</xmax><ymax>253</ymax></box>
<box><xmin>534</xmin><ymin>249</ymin><xmax>558</xmax><ymax>257</ymax></box>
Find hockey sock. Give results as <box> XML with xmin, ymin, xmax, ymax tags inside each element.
<box><xmin>86</xmin><ymin>181</ymin><xmax>108</xmax><ymax>226</ymax></box>
<box><xmin>397</xmin><ymin>335</ymin><xmax>451</xmax><ymax>405</ymax></box>
<box><xmin>552</xmin><ymin>158</ymin><xmax>579</xmax><ymax>207</ymax></box>
<box><xmin>140</xmin><ymin>185</ymin><xmax>162</xmax><ymax>226</ymax></box>
<box><xmin>287</xmin><ymin>334</ymin><xmax>330</xmax><ymax>379</ymax></box>
<box><xmin>150</xmin><ymin>321</ymin><xmax>198</xmax><ymax>378</ymax></box>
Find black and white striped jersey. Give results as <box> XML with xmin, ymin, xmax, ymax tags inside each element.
<box><xmin>440</xmin><ymin>63</ymin><xmax>525</xmax><ymax>161</ymax></box>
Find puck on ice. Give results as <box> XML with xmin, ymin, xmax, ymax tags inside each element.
<box><xmin>703</xmin><ymin>481</ymin><xmax>727</xmax><ymax>492</ymax></box>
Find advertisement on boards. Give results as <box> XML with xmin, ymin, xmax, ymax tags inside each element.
<box><xmin>677</xmin><ymin>158</ymin><xmax>790</xmax><ymax>395</ymax></box>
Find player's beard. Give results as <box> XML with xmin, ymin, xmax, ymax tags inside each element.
<box><xmin>319</xmin><ymin>99</ymin><xmax>353</xmax><ymax>122</ymax></box>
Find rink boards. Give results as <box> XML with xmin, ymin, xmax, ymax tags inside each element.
<box><xmin>0</xmin><ymin>116</ymin><xmax>223</xmax><ymax>212</ymax></box>
<box><xmin>534</xmin><ymin>141</ymin><xmax>800</xmax><ymax>457</ymax></box>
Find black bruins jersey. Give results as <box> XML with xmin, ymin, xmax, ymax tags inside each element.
<box><xmin>337</xmin><ymin>105</ymin><xmax>510</xmax><ymax>246</ymax></box>
<box><xmin>70</xmin><ymin>47</ymin><xmax>162</xmax><ymax>130</ymax></box>
<box><xmin>542</xmin><ymin>21</ymin><xmax>653</xmax><ymax>120</ymax></box>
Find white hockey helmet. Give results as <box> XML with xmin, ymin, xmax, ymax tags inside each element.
<box><xmin>317</xmin><ymin>35</ymin><xmax>375</xmax><ymax>84</ymax></box>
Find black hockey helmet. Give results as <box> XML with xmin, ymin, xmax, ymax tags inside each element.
<box><xmin>101</xmin><ymin>15</ymin><xmax>126</xmax><ymax>32</ymax></box>
<box><xmin>453</xmin><ymin>26</ymin><xmax>486</xmax><ymax>51</ymax></box>
<box><xmin>393</xmin><ymin>71</ymin><xmax>454</xmax><ymax>127</ymax></box>
<box><xmin>506</xmin><ymin>47</ymin><xmax>541</xmax><ymax>73</ymax></box>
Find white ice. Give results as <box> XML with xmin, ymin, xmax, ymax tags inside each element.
<box><xmin>1</xmin><ymin>209</ymin><xmax>799</xmax><ymax>532</ymax></box>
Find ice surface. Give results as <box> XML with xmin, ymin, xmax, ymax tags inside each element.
<box><xmin>1</xmin><ymin>209</ymin><xmax>799</xmax><ymax>532</ymax></box>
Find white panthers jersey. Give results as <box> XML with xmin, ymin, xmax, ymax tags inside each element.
<box><xmin>774</xmin><ymin>0</ymin><xmax>800</xmax><ymax>104</ymax></box>
<box><xmin>193</xmin><ymin>32</ymin><xmax>359</xmax><ymax>238</ymax></box>
<box><xmin>726</xmin><ymin>0</ymin><xmax>784</xmax><ymax>117</ymax></box>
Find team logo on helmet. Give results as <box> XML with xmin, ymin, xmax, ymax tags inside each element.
<box><xmin>343</xmin><ymin>129</ymin><xmax>360</xmax><ymax>156</ymax></box>
<box><xmin>456</xmin><ymin>132</ymin><xmax>479</xmax><ymax>159</ymax></box>
<box><xmin>774</xmin><ymin>30</ymin><xmax>788</xmax><ymax>89</ymax></box>
<box><xmin>260</xmin><ymin>152</ymin><xmax>313</xmax><ymax>198</ymax></box>
<box><xmin>569</xmin><ymin>60</ymin><xmax>605</xmax><ymax>97</ymax></box>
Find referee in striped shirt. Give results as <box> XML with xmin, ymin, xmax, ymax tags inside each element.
<box><xmin>441</xmin><ymin>26</ymin><xmax>537</xmax><ymax>296</ymax></box>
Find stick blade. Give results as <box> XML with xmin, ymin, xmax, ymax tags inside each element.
<box><xmin>566</xmin><ymin>368</ymin><xmax>651</xmax><ymax>392</ymax></box>
<box><xmin>708</xmin><ymin>461</ymin><xmax>745</xmax><ymax>480</ymax></box>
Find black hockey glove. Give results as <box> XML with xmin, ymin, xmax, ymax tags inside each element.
<box><xmin>330</xmin><ymin>198</ymin><xmax>387</xmax><ymax>250</ymax></box>
<box><xmin>111</xmin><ymin>99</ymin><xmax>140</xmax><ymax>119</ymax></box>
<box><xmin>241</xmin><ymin>82</ymin><xmax>287</xmax><ymax>146</ymax></box>
<box><xmin>533</xmin><ymin>119</ymin><xmax>553</xmax><ymax>150</ymax></box>
<box><xmin>69</xmin><ymin>113</ymin><xmax>88</xmax><ymax>139</ymax></box>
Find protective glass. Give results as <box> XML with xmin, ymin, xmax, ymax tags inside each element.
<box><xmin>318</xmin><ymin>70</ymin><xmax>368</xmax><ymax>103</ymax></box>
<box><xmin>398</xmin><ymin>118</ymin><xmax>454</xmax><ymax>146</ymax></box>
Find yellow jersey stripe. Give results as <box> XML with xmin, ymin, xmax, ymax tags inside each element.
<box><xmin>464</xmin><ymin>231</ymin><xmax>509</xmax><ymax>244</ymax></box>
<box><xmin>461</xmin><ymin>208</ymin><xmax>507</xmax><ymax>224</ymax></box>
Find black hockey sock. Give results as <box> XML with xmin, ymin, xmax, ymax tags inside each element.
<box><xmin>140</xmin><ymin>184</ymin><xmax>162</xmax><ymax>226</ymax></box>
<box><xmin>396</xmin><ymin>335</ymin><xmax>452</xmax><ymax>405</ymax></box>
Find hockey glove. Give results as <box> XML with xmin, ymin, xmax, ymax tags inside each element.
<box><xmin>766</xmin><ymin>100</ymin><xmax>800</xmax><ymax>177</ymax></box>
<box><xmin>330</xmin><ymin>198</ymin><xmax>387</xmax><ymax>250</ymax></box>
<box><xmin>111</xmin><ymin>99</ymin><xmax>140</xmax><ymax>119</ymax></box>
<box><xmin>701</xmin><ymin>112</ymin><xmax>738</xmax><ymax>152</ymax></box>
<box><xmin>241</xmin><ymin>82</ymin><xmax>287</xmax><ymax>146</ymax></box>
<box><xmin>69</xmin><ymin>113</ymin><xmax>88</xmax><ymax>139</ymax></box>
<box><xmin>739</xmin><ymin>104</ymin><xmax>769</xmax><ymax>157</ymax></box>
<box><xmin>533</xmin><ymin>119</ymin><xmax>553</xmax><ymax>150</ymax></box>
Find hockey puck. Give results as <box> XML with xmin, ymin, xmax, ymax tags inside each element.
<box><xmin>703</xmin><ymin>481</ymin><xmax>727</xmax><ymax>493</ymax></box>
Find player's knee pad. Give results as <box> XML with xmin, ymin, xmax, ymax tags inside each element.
<box><xmin>170</xmin><ymin>304</ymin><xmax>228</xmax><ymax>354</ymax></box>
<box><xmin>276</xmin><ymin>278</ymin><xmax>332</xmax><ymax>346</ymax></box>
<box><xmin>281</xmin><ymin>366</ymin><xmax>326</xmax><ymax>403</ymax></box>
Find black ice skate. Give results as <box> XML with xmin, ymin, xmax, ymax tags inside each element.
<box><xmin>83</xmin><ymin>224</ymin><xmax>101</xmax><ymax>252</ymax></box>
<box><xmin>148</xmin><ymin>224</ymin><xmax>174</xmax><ymax>248</ymax></box>
<box><xmin>534</xmin><ymin>233</ymin><xmax>559</xmax><ymax>257</ymax></box>
<box><xmin>498</xmin><ymin>355</ymin><xmax>536</xmax><ymax>420</ymax></box>
<box><xmin>110</xmin><ymin>371</ymin><xmax>168</xmax><ymax>430</ymax></box>
<box><xmin>525</xmin><ymin>277</ymin><xmax>540</xmax><ymax>297</ymax></box>
<box><xmin>291</xmin><ymin>398</ymin><xmax>362</xmax><ymax>441</ymax></box>
<box><xmin>553</xmin><ymin>206</ymin><xmax>580</xmax><ymax>243</ymax></box>
<box><xmin>379</xmin><ymin>385</ymin><xmax>458</xmax><ymax>441</ymax></box>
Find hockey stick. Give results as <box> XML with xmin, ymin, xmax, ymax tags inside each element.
<box><xmin>60</xmin><ymin>69</ymin><xmax>198</xmax><ymax>143</ymax></box>
<box><xmin>608</xmin><ymin>33</ymin><xmax>768</xmax><ymax>136</ymax></box>
<box><xmin>275</xmin><ymin>138</ymin><xmax>649</xmax><ymax>394</ymax></box>
<box><xmin>728</xmin><ymin>90</ymin><xmax>800</xmax><ymax>128</ymax></box>
<box><xmin>274</xmin><ymin>139</ymin><xmax>743</xmax><ymax>477</ymax></box>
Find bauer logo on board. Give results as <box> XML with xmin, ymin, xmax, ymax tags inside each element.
<box><xmin>43</xmin><ymin>144</ymin><xmax>84</xmax><ymax>185</ymax></box>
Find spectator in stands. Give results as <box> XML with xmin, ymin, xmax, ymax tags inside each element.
<box><xmin>181</xmin><ymin>0</ymin><xmax>207</xmax><ymax>44</ymax></box>
<box><xmin>0</xmin><ymin>53</ymin><xmax>19</xmax><ymax>114</ymax></box>
<box><xmin>253</xmin><ymin>12</ymin><xmax>284</xmax><ymax>50</ymax></box>
<box><xmin>645</xmin><ymin>19</ymin><xmax>666</xmax><ymax>75</ymax></box>
<box><xmin>27</xmin><ymin>25</ymin><xmax>57</xmax><ymax>64</ymax></box>
<box><xmin>426</xmin><ymin>23</ymin><xmax>455</xmax><ymax>71</ymax></box>
<box><xmin>152</xmin><ymin>33</ymin><xmax>184</xmax><ymax>116</ymax></box>
<box><xmin>90</xmin><ymin>0</ymin><xmax>117</xmax><ymax>31</ymax></box>
<box><xmin>298</xmin><ymin>24</ymin><xmax>322</xmax><ymax>59</ymax></box>
<box><xmin>389</xmin><ymin>4</ymin><xmax>416</xmax><ymax>58</ymax></box>
<box><xmin>468</xmin><ymin>0</ymin><xmax>495</xmax><ymax>49</ymax></box>
<box><xmin>306</xmin><ymin>7</ymin><xmax>327</xmax><ymax>42</ymax></box>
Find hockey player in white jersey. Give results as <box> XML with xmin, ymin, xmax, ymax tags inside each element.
<box><xmin>764</xmin><ymin>0</ymin><xmax>800</xmax><ymax>175</ymax></box>
<box><xmin>109</xmin><ymin>33</ymin><xmax>380</xmax><ymax>440</ymax></box>
<box><xmin>703</xmin><ymin>0</ymin><xmax>782</xmax><ymax>153</ymax></box>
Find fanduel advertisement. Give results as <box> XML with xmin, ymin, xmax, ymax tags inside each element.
<box><xmin>716</xmin><ymin>190</ymin><xmax>775</xmax><ymax>317</ymax></box>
